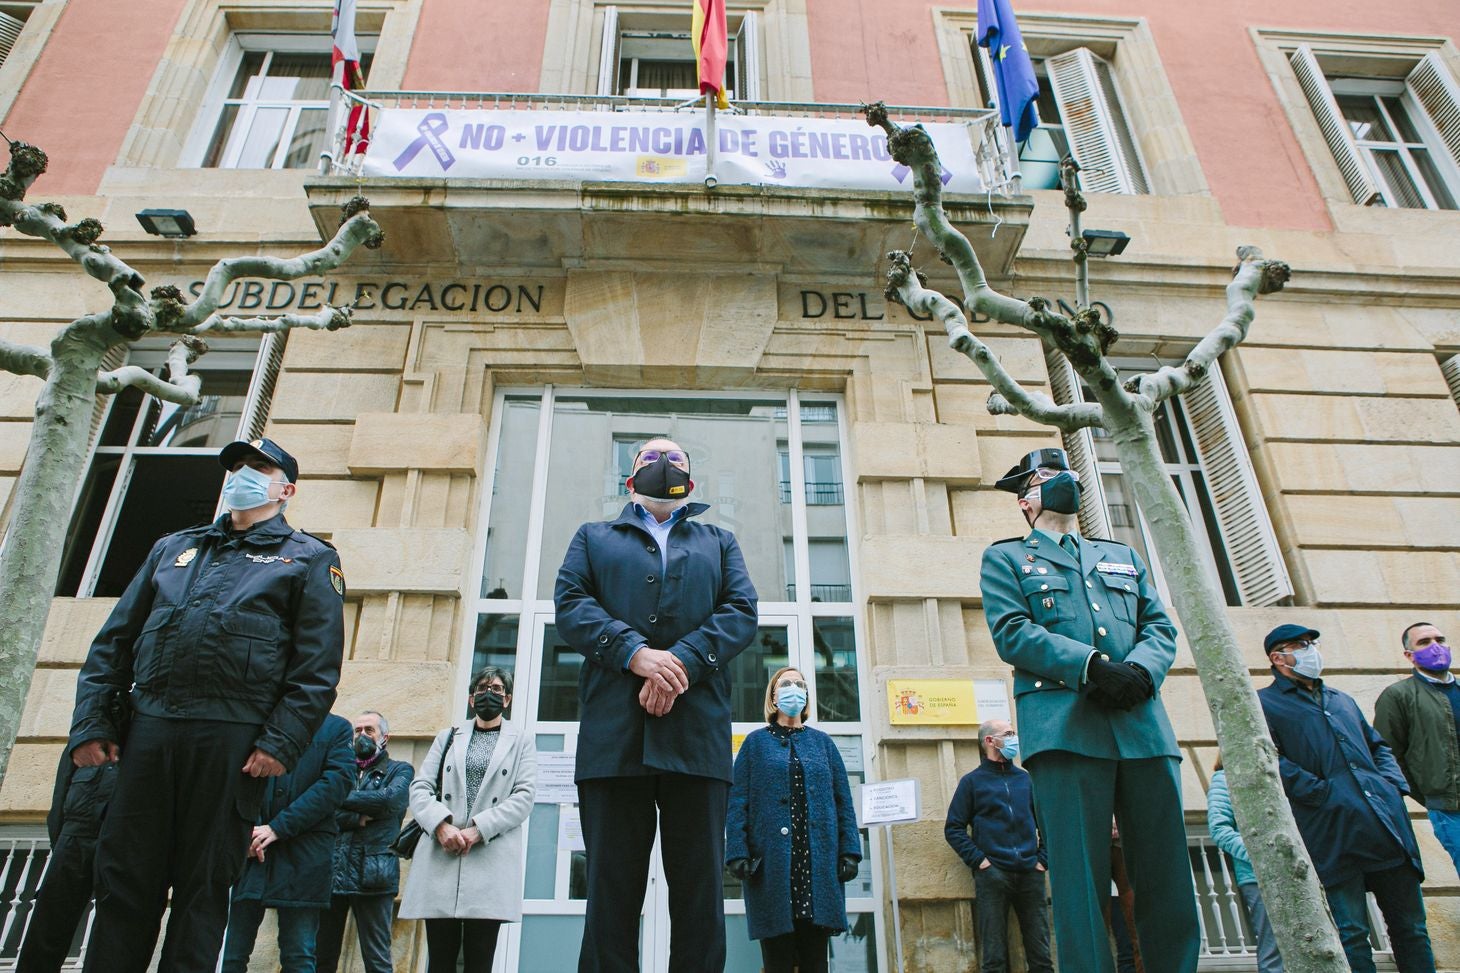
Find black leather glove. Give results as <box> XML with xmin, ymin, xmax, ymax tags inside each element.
<box><xmin>726</xmin><ymin>858</ymin><xmax>753</xmax><ymax>881</ymax></box>
<box><xmin>1087</xmin><ymin>656</ymin><xmax>1149</xmax><ymax>710</ymax></box>
<box><xmin>837</xmin><ymin>855</ymin><xmax>860</xmax><ymax>883</ymax></box>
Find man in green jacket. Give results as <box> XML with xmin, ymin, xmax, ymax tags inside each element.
<box><xmin>979</xmin><ymin>448</ymin><xmax>1199</xmax><ymax>973</ymax></box>
<box><xmin>1375</xmin><ymin>622</ymin><xmax>1460</xmax><ymax>877</ymax></box>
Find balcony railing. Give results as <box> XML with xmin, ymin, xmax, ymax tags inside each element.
<box><xmin>779</xmin><ymin>480</ymin><xmax>844</xmax><ymax>505</ymax></box>
<box><xmin>321</xmin><ymin>87</ymin><xmax>1014</xmax><ymax>194</ymax></box>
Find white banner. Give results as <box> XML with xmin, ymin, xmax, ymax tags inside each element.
<box><xmin>362</xmin><ymin>108</ymin><xmax>987</xmax><ymax>193</ymax></box>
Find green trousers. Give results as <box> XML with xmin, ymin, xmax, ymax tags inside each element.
<box><xmin>1025</xmin><ymin>751</ymin><xmax>1200</xmax><ymax>973</ymax></box>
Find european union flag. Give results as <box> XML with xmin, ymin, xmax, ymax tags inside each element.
<box><xmin>977</xmin><ymin>0</ymin><xmax>1039</xmax><ymax>142</ymax></box>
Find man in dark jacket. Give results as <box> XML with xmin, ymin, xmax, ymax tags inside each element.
<box><xmin>555</xmin><ymin>438</ymin><xmax>758</xmax><ymax>973</ymax></box>
<box><xmin>221</xmin><ymin>712</ymin><xmax>353</xmax><ymax>972</ymax></box>
<box><xmin>1258</xmin><ymin>623</ymin><xmax>1436</xmax><ymax>973</ymax></box>
<box><xmin>316</xmin><ymin>711</ymin><xmax>412</xmax><ymax>973</ymax></box>
<box><xmin>67</xmin><ymin>437</ymin><xmax>345</xmax><ymax>973</ymax></box>
<box><xmin>14</xmin><ymin>741</ymin><xmax>118</xmax><ymax>973</ymax></box>
<box><xmin>1375</xmin><ymin>622</ymin><xmax>1460</xmax><ymax>877</ymax></box>
<box><xmin>944</xmin><ymin>718</ymin><xmax>1052</xmax><ymax>973</ymax></box>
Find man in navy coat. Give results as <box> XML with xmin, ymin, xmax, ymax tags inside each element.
<box><xmin>555</xmin><ymin>438</ymin><xmax>758</xmax><ymax>973</ymax></box>
<box><xmin>1258</xmin><ymin>623</ymin><xmax>1436</xmax><ymax>973</ymax></box>
<box><xmin>978</xmin><ymin>448</ymin><xmax>1198</xmax><ymax>973</ymax></box>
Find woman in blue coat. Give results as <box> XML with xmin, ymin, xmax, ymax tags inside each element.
<box><xmin>726</xmin><ymin>666</ymin><xmax>861</xmax><ymax>973</ymax></box>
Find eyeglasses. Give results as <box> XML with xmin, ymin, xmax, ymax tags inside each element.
<box><xmin>1030</xmin><ymin>467</ymin><xmax>1080</xmax><ymax>483</ymax></box>
<box><xmin>1282</xmin><ymin>639</ymin><xmax>1319</xmax><ymax>651</ymax></box>
<box><xmin>777</xmin><ymin>679</ymin><xmax>807</xmax><ymax>689</ymax></box>
<box><xmin>637</xmin><ymin>449</ymin><xmax>688</xmax><ymax>466</ymax></box>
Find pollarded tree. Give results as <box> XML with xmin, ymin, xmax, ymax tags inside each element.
<box><xmin>861</xmin><ymin>103</ymin><xmax>1346</xmax><ymax>971</ymax></box>
<box><xmin>0</xmin><ymin>139</ymin><xmax>383</xmax><ymax>785</ymax></box>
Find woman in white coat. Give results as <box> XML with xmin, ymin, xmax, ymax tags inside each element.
<box><xmin>400</xmin><ymin>666</ymin><xmax>537</xmax><ymax>973</ymax></box>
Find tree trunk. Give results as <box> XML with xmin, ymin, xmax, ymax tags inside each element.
<box><xmin>1101</xmin><ymin>401</ymin><xmax>1347</xmax><ymax>972</ymax></box>
<box><xmin>0</xmin><ymin>325</ymin><xmax>114</xmax><ymax>783</ymax></box>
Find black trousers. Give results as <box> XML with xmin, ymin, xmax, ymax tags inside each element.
<box><xmin>424</xmin><ymin>918</ymin><xmax>502</xmax><ymax>973</ymax></box>
<box><xmin>15</xmin><ymin>835</ymin><xmax>96</xmax><ymax>973</ymax></box>
<box><xmin>577</xmin><ymin>774</ymin><xmax>729</xmax><ymax>973</ymax></box>
<box><xmin>82</xmin><ymin>716</ymin><xmax>262</xmax><ymax>973</ymax></box>
<box><xmin>759</xmin><ymin>919</ymin><xmax>832</xmax><ymax>973</ymax></box>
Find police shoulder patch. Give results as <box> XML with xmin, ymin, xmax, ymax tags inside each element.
<box><xmin>329</xmin><ymin>564</ymin><xmax>346</xmax><ymax>597</ymax></box>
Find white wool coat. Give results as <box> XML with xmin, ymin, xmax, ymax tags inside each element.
<box><xmin>398</xmin><ymin>719</ymin><xmax>537</xmax><ymax>920</ymax></box>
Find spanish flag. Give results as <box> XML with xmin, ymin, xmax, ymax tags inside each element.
<box><xmin>692</xmin><ymin>0</ymin><xmax>730</xmax><ymax>109</ymax></box>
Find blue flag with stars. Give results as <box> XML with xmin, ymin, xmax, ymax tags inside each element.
<box><xmin>977</xmin><ymin>0</ymin><xmax>1039</xmax><ymax>141</ymax></box>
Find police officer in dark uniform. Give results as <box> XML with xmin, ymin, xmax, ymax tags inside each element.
<box><xmin>978</xmin><ymin>448</ymin><xmax>1199</xmax><ymax>973</ymax></box>
<box><xmin>67</xmin><ymin>437</ymin><xmax>346</xmax><ymax>973</ymax></box>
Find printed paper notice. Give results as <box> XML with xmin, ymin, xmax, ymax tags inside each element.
<box><xmin>534</xmin><ymin>751</ymin><xmax>578</xmax><ymax>804</ymax></box>
<box><xmin>973</xmin><ymin>679</ymin><xmax>1011</xmax><ymax>723</ymax></box>
<box><xmin>558</xmin><ymin>805</ymin><xmax>585</xmax><ymax>851</ymax></box>
<box><xmin>858</xmin><ymin>778</ymin><xmax>921</xmax><ymax>827</ymax></box>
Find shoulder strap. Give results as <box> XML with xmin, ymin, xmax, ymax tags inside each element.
<box><xmin>434</xmin><ymin>727</ymin><xmax>456</xmax><ymax>795</ymax></box>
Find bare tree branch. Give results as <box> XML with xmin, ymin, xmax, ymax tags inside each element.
<box><xmin>190</xmin><ymin>305</ymin><xmax>354</xmax><ymax>336</ymax></box>
<box><xmin>1128</xmin><ymin>247</ymin><xmax>1292</xmax><ymax>406</ymax></box>
<box><xmin>179</xmin><ymin>199</ymin><xmax>384</xmax><ymax>330</ymax></box>
<box><xmin>0</xmin><ymin>338</ymin><xmax>51</xmax><ymax>380</ymax></box>
<box><xmin>883</xmin><ymin>249</ymin><xmax>1103</xmax><ymax>432</ymax></box>
<box><xmin>96</xmin><ymin>336</ymin><xmax>207</xmax><ymax>404</ymax></box>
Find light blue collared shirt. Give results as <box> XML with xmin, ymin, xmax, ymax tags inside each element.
<box><xmin>1415</xmin><ymin>666</ymin><xmax>1456</xmax><ymax>685</ymax></box>
<box><xmin>634</xmin><ymin>502</ymin><xmax>688</xmax><ymax>572</ymax></box>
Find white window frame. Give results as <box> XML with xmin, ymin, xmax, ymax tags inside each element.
<box><xmin>973</xmin><ymin>41</ymin><xmax>1150</xmax><ymax>194</ymax></box>
<box><xmin>596</xmin><ymin>6</ymin><xmax>760</xmax><ymax>100</ymax></box>
<box><xmin>461</xmin><ymin>386</ymin><xmax>884</xmax><ymax>973</ymax></box>
<box><xmin>180</xmin><ymin>32</ymin><xmax>377</xmax><ymax>169</ymax></box>
<box><xmin>1051</xmin><ymin>355</ymin><xmax>1292</xmax><ymax>608</ymax></box>
<box><xmin>1287</xmin><ymin>44</ymin><xmax>1460</xmax><ymax>209</ymax></box>
<box><xmin>62</xmin><ymin>335</ymin><xmax>285</xmax><ymax>598</ymax></box>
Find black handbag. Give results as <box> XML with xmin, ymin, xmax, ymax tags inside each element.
<box><xmin>391</xmin><ymin>727</ymin><xmax>455</xmax><ymax>859</ymax></box>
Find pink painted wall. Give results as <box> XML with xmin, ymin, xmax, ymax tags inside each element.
<box><xmin>3</xmin><ymin>0</ymin><xmax>189</xmax><ymax>195</ymax></box>
<box><xmin>805</xmin><ymin>0</ymin><xmax>1460</xmax><ymax>230</ymax></box>
<box><xmin>402</xmin><ymin>0</ymin><xmax>552</xmax><ymax>92</ymax></box>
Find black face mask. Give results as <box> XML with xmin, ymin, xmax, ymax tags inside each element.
<box><xmin>630</xmin><ymin>455</ymin><xmax>691</xmax><ymax>501</ymax></box>
<box><xmin>472</xmin><ymin>690</ymin><xmax>506</xmax><ymax>721</ymax></box>
<box><xmin>1039</xmin><ymin>472</ymin><xmax>1082</xmax><ymax>515</ymax></box>
<box><xmin>353</xmin><ymin>734</ymin><xmax>378</xmax><ymax>760</ymax></box>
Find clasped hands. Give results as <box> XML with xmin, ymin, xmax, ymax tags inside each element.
<box><xmin>630</xmin><ymin>646</ymin><xmax>689</xmax><ymax>717</ymax></box>
<box><xmin>435</xmin><ymin>820</ymin><xmax>484</xmax><ymax>856</ymax></box>
<box><xmin>1086</xmin><ymin>655</ymin><xmax>1154</xmax><ymax>711</ymax></box>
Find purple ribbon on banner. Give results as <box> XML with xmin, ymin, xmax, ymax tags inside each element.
<box><xmin>392</xmin><ymin>113</ymin><xmax>456</xmax><ymax>172</ymax></box>
<box><xmin>891</xmin><ymin>163</ymin><xmax>953</xmax><ymax>186</ymax></box>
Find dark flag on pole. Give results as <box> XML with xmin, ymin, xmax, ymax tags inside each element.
<box><xmin>976</xmin><ymin>0</ymin><xmax>1039</xmax><ymax>141</ymax></box>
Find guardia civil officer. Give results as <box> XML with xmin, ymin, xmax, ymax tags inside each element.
<box><xmin>68</xmin><ymin>437</ymin><xmax>346</xmax><ymax>973</ymax></box>
<box><xmin>555</xmin><ymin>438</ymin><xmax>758</xmax><ymax>973</ymax></box>
<box><xmin>978</xmin><ymin>448</ymin><xmax>1199</xmax><ymax>973</ymax></box>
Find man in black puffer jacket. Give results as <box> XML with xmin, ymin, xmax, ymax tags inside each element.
<box><xmin>316</xmin><ymin>710</ymin><xmax>412</xmax><ymax>973</ymax></box>
<box><xmin>221</xmin><ymin>712</ymin><xmax>353</xmax><ymax>972</ymax></box>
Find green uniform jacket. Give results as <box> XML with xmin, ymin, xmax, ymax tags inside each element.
<box><xmin>1374</xmin><ymin>674</ymin><xmax>1460</xmax><ymax>811</ymax></box>
<box><xmin>980</xmin><ymin>533</ymin><xmax>1179</xmax><ymax>762</ymax></box>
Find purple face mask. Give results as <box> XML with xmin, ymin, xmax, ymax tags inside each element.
<box><xmin>1412</xmin><ymin>641</ymin><xmax>1452</xmax><ymax>672</ymax></box>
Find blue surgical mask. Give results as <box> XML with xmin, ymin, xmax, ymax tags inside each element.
<box><xmin>776</xmin><ymin>685</ymin><xmax>808</xmax><ymax>718</ymax></box>
<box><xmin>223</xmin><ymin>465</ymin><xmax>283</xmax><ymax>512</ymax></box>
<box><xmin>998</xmin><ymin>735</ymin><xmax>1020</xmax><ymax>761</ymax></box>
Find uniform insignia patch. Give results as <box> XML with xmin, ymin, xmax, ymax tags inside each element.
<box><xmin>174</xmin><ymin>548</ymin><xmax>197</xmax><ymax>567</ymax></box>
<box><xmin>1096</xmin><ymin>562</ymin><xmax>1138</xmax><ymax>577</ymax></box>
<box><xmin>1026</xmin><ymin>555</ymin><xmax>1036</xmax><ymax>562</ymax></box>
<box><xmin>329</xmin><ymin>565</ymin><xmax>346</xmax><ymax>596</ymax></box>
<box><xmin>246</xmin><ymin>554</ymin><xmax>285</xmax><ymax>564</ymax></box>
<box><xmin>1022</xmin><ymin>566</ymin><xmax>1032</xmax><ymax>574</ymax></box>
<box><xmin>1042</xmin><ymin>597</ymin><xmax>1054</xmax><ymax>610</ymax></box>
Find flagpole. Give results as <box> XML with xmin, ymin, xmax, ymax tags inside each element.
<box><xmin>705</xmin><ymin>93</ymin><xmax>718</xmax><ymax>189</ymax></box>
<box><xmin>321</xmin><ymin>67</ymin><xmax>343</xmax><ymax>175</ymax></box>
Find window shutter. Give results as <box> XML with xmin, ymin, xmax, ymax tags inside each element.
<box><xmin>1045</xmin><ymin>347</ymin><xmax>1113</xmax><ymax>540</ymax></box>
<box><xmin>734</xmin><ymin>12</ymin><xmax>760</xmax><ymax>101</ymax></box>
<box><xmin>1046</xmin><ymin>47</ymin><xmax>1148</xmax><ymax>194</ymax></box>
<box><xmin>596</xmin><ymin>6</ymin><xmax>620</xmax><ymax>96</ymax></box>
<box><xmin>88</xmin><ymin>345</ymin><xmax>130</xmax><ymax>450</ymax></box>
<box><xmin>1406</xmin><ymin>52</ymin><xmax>1460</xmax><ymax>171</ymax></box>
<box><xmin>1440</xmin><ymin>354</ymin><xmax>1460</xmax><ymax>408</ymax></box>
<box><xmin>0</xmin><ymin>12</ymin><xmax>23</xmax><ymax>67</ymax></box>
<box><xmin>235</xmin><ymin>332</ymin><xmax>287</xmax><ymax>442</ymax></box>
<box><xmin>1180</xmin><ymin>357</ymin><xmax>1293</xmax><ymax>607</ymax></box>
<box><xmin>1289</xmin><ymin>45</ymin><xmax>1382</xmax><ymax>206</ymax></box>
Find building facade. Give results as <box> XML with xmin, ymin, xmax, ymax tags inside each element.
<box><xmin>0</xmin><ymin>0</ymin><xmax>1458</xmax><ymax>969</ymax></box>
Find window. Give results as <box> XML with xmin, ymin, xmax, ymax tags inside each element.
<box><xmin>192</xmin><ymin>35</ymin><xmax>374</xmax><ymax>170</ymax></box>
<box><xmin>1442</xmin><ymin>353</ymin><xmax>1460</xmax><ymax>410</ymax></box>
<box><xmin>1046</xmin><ymin>350</ymin><xmax>1292</xmax><ymax>608</ymax></box>
<box><xmin>56</xmin><ymin>335</ymin><xmax>286</xmax><ymax>597</ymax></box>
<box><xmin>1289</xmin><ymin>45</ymin><xmax>1460</xmax><ymax>209</ymax></box>
<box><xmin>0</xmin><ymin>2</ymin><xmax>36</xmax><ymax>69</ymax></box>
<box><xmin>973</xmin><ymin>43</ymin><xmax>1150</xmax><ymax>193</ymax></box>
<box><xmin>597</xmin><ymin>7</ymin><xmax>760</xmax><ymax>100</ymax></box>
